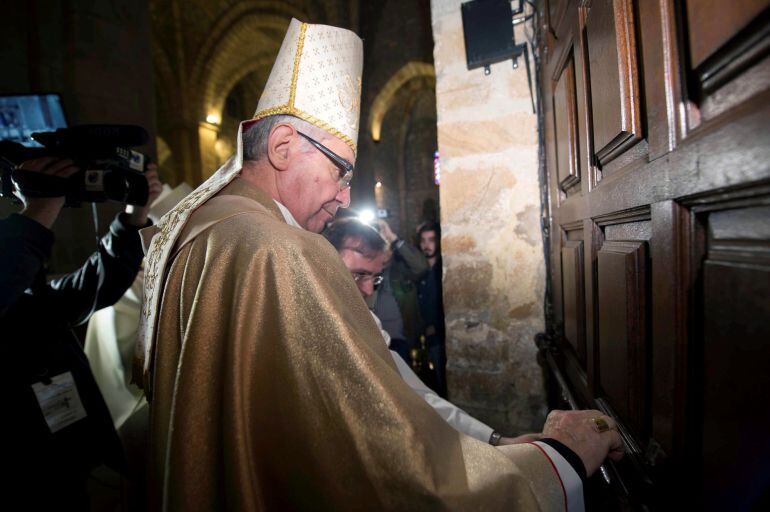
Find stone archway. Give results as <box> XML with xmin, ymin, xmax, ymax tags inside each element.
<box><xmin>152</xmin><ymin>0</ymin><xmax>343</xmax><ymax>185</ymax></box>
<box><xmin>368</xmin><ymin>61</ymin><xmax>435</xmax><ymax>142</ymax></box>
<box><xmin>367</xmin><ymin>62</ymin><xmax>438</xmax><ymax>236</ymax></box>
<box><xmin>192</xmin><ymin>13</ymin><xmax>291</xmax><ymax>178</ymax></box>
<box><xmin>193</xmin><ymin>15</ymin><xmax>290</xmax><ymax>121</ymax></box>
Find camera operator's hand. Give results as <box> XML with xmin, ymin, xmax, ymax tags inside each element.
<box><xmin>124</xmin><ymin>164</ymin><xmax>163</xmax><ymax>227</ymax></box>
<box><xmin>377</xmin><ymin>219</ymin><xmax>398</xmax><ymax>244</ymax></box>
<box><xmin>17</xmin><ymin>157</ymin><xmax>79</xmax><ymax>229</ymax></box>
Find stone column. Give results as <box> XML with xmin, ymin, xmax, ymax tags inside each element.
<box><xmin>430</xmin><ymin>0</ymin><xmax>547</xmax><ymax>434</ymax></box>
<box><xmin>198</xmin><ymin>121</ymin><xmax>221</xmax><ymax>181</ymax></box>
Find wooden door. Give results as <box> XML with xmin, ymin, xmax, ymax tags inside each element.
<box><xmin>538</xmin><ymin>0</ymin><xmax>770</xmax><ymax>508</ymax></box>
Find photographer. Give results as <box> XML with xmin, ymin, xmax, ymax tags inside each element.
<box><xmin>372</xmin><ymin>218</ymin><xmax>428</xmax><ymax>365</ymax></box>
<box><xmin>1</xmin><ymin>156</ymin><xmax>161</xmax><ymax>508</ymax></box>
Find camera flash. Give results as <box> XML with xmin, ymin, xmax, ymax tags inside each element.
<box><xmin>359</xmin><ymin>209</ymin><xmax>375</xmax><ymax>224</ymax></box>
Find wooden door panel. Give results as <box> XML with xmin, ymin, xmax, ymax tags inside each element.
<box><xmin>548</xmin><ymin>0</ymin><xmax>568</xmax><ymax>36</ymax></box>
<box><xmin>699</xmin><ymin>203</ymin><xmax>770</xmax><ymax>509</ymax></box>
<box><xmin>596</xmin><ymin>240</ymin><xmax>647</xmax><ymax>435</ymax></box>
<box><xmin>561</xmin><ymin>240</ymin><xmax>586</xmax><ymax>365</ymax></box>
<box><xmin>584</xmin><ymin>0</ymin><xmax>642</xmax><ymax>167</ymax></box>
<box><xmin>553</xmin><ymin>49</ymin><xmax>581</xmax><ymax>194</ymax></box>
<box><xmin>538</xmin><ymin>0</ymin><xmax>770</xmax><ymax>506</ymax></box>
<box><xmin>686</xmin><ymin>0</ymin><xmax>769</xmax><ymax>69</ymax></box>
<box><xmin>686</xmin><ymin>2</ymin><xmax>770</xmax><ymax>102</ymax></box>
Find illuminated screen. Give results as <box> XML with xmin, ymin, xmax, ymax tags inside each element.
<box><xmin>0</xmin><ymin>94</ymin><xmax>68</xmax><ymax>147</ymax></box>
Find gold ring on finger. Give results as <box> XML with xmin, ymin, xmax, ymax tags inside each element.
<box><xmin>590</xmin><ymin>416</ymin><xmax>611</xmax><ymax>433</ymax></box>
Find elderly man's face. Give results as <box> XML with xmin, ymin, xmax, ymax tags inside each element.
<box><xmin>284</xmin><ymin>133</ymin><xmax>353</xmax><ymax>233</ymax></box>
<box><xmin>339</xmin><ymin>247</ymin><xmax>385</xmax><ymax>299</ymax></box>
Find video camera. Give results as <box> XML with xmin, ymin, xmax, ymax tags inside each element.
<box><xmin>0</xmin><ymin>124</ymin><xmax>151</xmax><ymax>207</ymax></box>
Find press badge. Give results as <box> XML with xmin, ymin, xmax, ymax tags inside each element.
<box><xmin>31</xmin><ymin>372</ymin><xmax>87</xmax><ymax>433</ymax></box>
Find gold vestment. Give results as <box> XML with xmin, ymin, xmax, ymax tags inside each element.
<box><xmin>144</xmin><ymin>178</ymin><xmax>565</xmax><ymax>511</ymax></box>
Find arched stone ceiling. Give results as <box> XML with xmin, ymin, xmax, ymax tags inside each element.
<box><xmin>196</xmin><ymin>15</ymin><xmax>288</xmax><ymax>120</ymax></box>
<box><xmin>152</xmin><ymin>41</ymin><xmax>176</xmax><ymax>113</ymax></box>
<box><xmin>149</xmin><ymin>0</ymin><xmax>353</xmax><ymax>185</ymax></box>
<box><xmin>368</xmin><ymin>61</ymin><xmax>436</xmax><ymax>142</ymax></box>
<box><xmin>208</xmin><ymin>57</ymin><xmax>275</xmax><ymax>121</ymax></box>
<box><xmin>189</xmin><ymin>5</ymin><xmax>303</xmax><ymax>89</ymax></box>
<box><xmin>151</xmin><ymin>0</ymin><xmax>351</xmax><ymax>126</ymax></box>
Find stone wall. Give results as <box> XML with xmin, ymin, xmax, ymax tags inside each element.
<box><xmin>430</xmin><ymin>0</ymin><xmax>547</xmax><ymax>434</ymax></box>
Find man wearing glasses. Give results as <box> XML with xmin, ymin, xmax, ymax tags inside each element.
<box><xmin>324</xmin><ymin>218</ymin><xmax>543</xmax><ymax>447</ymax></box>
<box><xmin>138</xmin><ymin>18</ymin><xmax>622</xmax><ymax>511</ymax></box>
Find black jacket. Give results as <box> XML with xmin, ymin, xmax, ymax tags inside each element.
<box><xmin>1</xmin><ymin>212</ymin><xmax>145</xmax><ymax>506</ymax></box>
<box><xmin>417</xmin><ymin>258</ymin><xmax>445</xmax><ymax>341</ymax></box>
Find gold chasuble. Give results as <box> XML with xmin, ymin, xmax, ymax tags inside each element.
<box><xmin>148</xmin><ymin>180</ymin><xmax>563</xmax><ymax>511</ymax></box>
<box><xmin>138</xmin><ymin>18</ymin><xmax>566</xmax><ymax>511</ymax></box>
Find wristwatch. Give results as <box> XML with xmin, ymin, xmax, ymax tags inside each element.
<box><xmin>489</xmin><ymin>431</ymin><xmax>502</xmax><ymax>446</ymax></box>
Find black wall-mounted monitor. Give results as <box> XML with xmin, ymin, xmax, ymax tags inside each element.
<box><xmin>0</xmin><ymin>93</ymin><xmax>68</xmax><ymax>147</ymax></box>
<box><xmin>461</xmin><ymin>0</ymin><xmax>517</xmax><ymax>71</ymax></box>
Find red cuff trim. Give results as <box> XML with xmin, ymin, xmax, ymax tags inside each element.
<box><xmin>529</xmin><ymin>441</ymin><xmax>568</xmax><ymax>511</ymax></box>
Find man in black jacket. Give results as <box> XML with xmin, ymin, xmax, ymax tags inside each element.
<box><xmin>417</xmin><ymin>222</ymin><xmax>447</xmax><ymax>397</ymax></box>
<box><xmin>371</xmin><ymin>219</ymin><xmax>428</xmax><ymax>364</ymax></box>
<box><xmin>1</xmin><ymin>156</ymin><xmax>160</xmax><ymax>509</ymax></box>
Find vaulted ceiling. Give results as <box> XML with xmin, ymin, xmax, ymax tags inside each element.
<box><xmin>149</xmin><ymin>0</ymin><xmax>356</xmax><ymax>182</ymax></box>
<box><xmin>151</xmin><ymin>0</ymin><xmax>354</xmax><ymax>120</ymax></box>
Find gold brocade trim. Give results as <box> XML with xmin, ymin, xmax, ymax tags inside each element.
<box><xmin>293</xmin><ymin>109</ymin><xmax>357</xmax><ymax>155</ymax></box>
<box><xmin>141</xmin><ymin>184</ymin><xmax>214</xmax><ymax>319</ymax></box>
<box><xmin>251</xmin><ymin>105</ymin><xmax>357</xmax><ymax>156</ymax></box>
<box><xmin>288</xmin><ymin>22</ymin><xmax>307</xmax><ymax>109</ymax></box>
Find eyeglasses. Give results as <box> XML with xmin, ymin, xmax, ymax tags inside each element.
<box><xmin>297</xmin><ymin>131</ymin><xmax>354</xmax><ymax>189</ymax></box>
<box><xmin>351</xmin><ymin>271</ymin><xmax>384</xmax><ymax>287</ymax></box>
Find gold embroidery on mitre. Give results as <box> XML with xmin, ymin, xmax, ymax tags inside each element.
<box><xmin>249</xmin><ymin>21</ymin><xmax>359</xmax><ymax>155</ymax></box>
<box><xmin>249</xmin><ymin>106</ymin><xmax>357</xmax><ymax>156</ymax></box>
<box><xmin>338</xmin><ymin>75</ymin><xmax>362</xmax><ymax>132</ymax></box>
<box><xmin>287</xmin><ymin>22</ymin><xmax>308</xmax><ymax>109</ymax></box>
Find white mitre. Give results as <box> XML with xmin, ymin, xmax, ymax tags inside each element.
<box><xmin>135</xmin><ymin>18</ymin><xmax>363</xmax><ymax>385</ymax></box>
<box><xmin>253</xmin><ymin>19</ymin><xmax>362</xmax><ymax>153</ymax></box>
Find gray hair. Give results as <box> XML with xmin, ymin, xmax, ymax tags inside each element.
<box><xmin>242</xmin><ymin>114</ymin><xmax>330</xmax><ymax>161</ymax></box>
